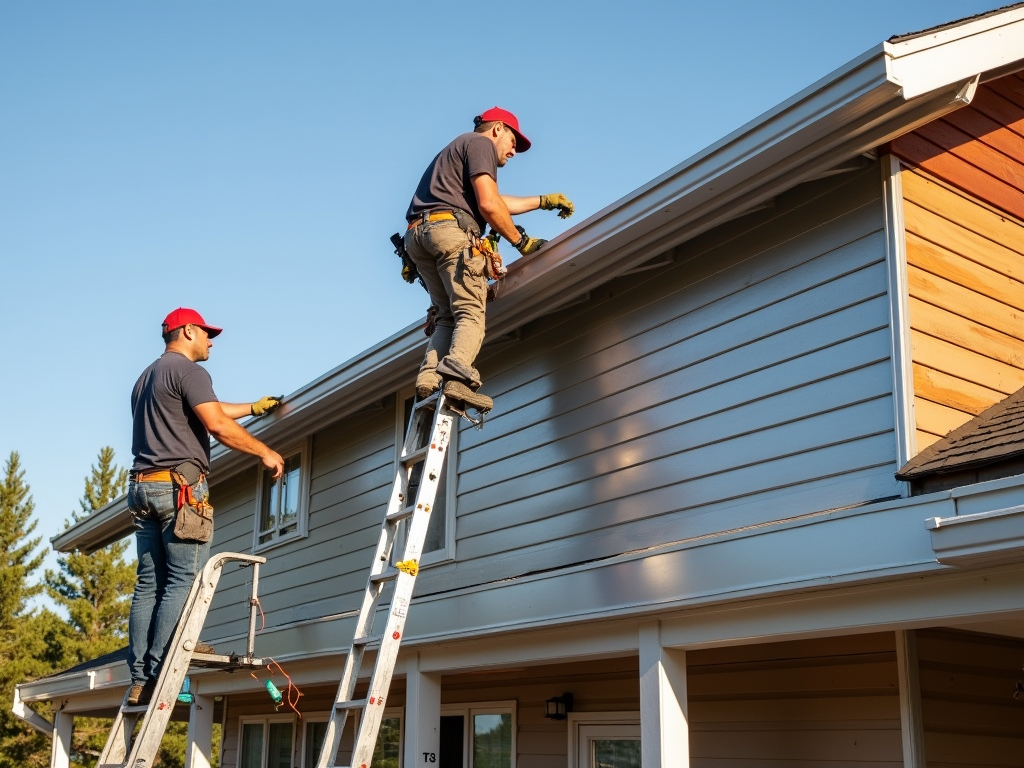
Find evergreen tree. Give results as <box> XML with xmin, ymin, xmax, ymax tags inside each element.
<box><xmin>45</xmin><ymin>447</ymin><xmax>137</xmax><ymax>766</ymax></box>
<box><xmin>46</xmin><ymin>446</ymin><xmax>136</xmax><ymax>662</ymax></box>
<box><xmin>0</xmin><ymin>452</ymin><xmax>54</xmax><ymax>768</ymax></box>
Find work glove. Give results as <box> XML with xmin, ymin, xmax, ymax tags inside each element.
<box><xmin>251</xmin><ymin>396</ymin><xmax>283</xmax><ymax>417</ymax></box>
<box><xmin>514</xmin><ymin>225</ymin><xmax>547</xmax><ymax>256</ymax></box>
<box><xmin>539</xmin><ymin>193</ymin><xmax>574</xmax><ymax>219</ymax></box>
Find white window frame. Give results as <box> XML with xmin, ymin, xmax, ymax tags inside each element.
<box><xmin>566</xmin><ymin>712</ymin><xmax>640</xmax><ymax>768</ymax></box>
<box><xmin>441</xmin><ymin>700</ymin><xmax>517</xmax><ymax>768</ymax></box>
<box><xmin>396</xmin><ymin>390</ymin><xmax>457</xmax><ymax>565</ymax></box>
<box><xmin>238</xmin><ymin>714</ymin><xmax>298</xmax><ymax>768</ymax></box>
<box><xmin>299</xmin><ymin>708</ymin><xmax>404</xmax><ymax>768</ymax></box>
<box><xmin>253</xmin><ymin>436</ymin><xmax>312</xmax><ymax>552</ymax></box>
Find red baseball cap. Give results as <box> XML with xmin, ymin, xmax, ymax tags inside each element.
<box><xmin>162</xmin><ymin>307</ymin><xmax>222</xmax><ymax>338</ymax></box>
<box><xmin>478</xmin><ymin>107</ymin><xmax>531</xmax><ymax>152</ymax></box>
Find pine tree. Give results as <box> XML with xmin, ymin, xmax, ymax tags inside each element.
<box><xmin>44</xmin><ymin>447</ymin><xmax>137</xmax><ymax>767</ymax></box>
<box><xmin>0</xmin><ymin>452</ymin><xmax>54</xmax><ymax>768</ymax></box>
<box><xmin>46</xmin><ymin>446</ymin><xmax>136</xmax><ymax>662</ymax></box>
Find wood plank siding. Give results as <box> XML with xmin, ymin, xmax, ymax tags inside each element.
<box><xmin>201</xmin><ymin>163</ymin><xmax>898</xmax><ymax>637</ymax></box>
<box><xmin>916</xmin><ymin>628</ymin><xmax>1024</xmax><ymax>768</ymax></box>
<box><xmin>892</xmin><ymin>73</ymin><xmax>1024</xmax><ymax>451</ymax></box>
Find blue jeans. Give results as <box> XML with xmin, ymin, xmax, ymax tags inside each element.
<box><xmin>127</xmin><ymin>478</ymin><xmax>211</xmax><ymax>686</ymax></box>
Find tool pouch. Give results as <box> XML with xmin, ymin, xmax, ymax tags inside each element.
<box><xmin>171</xmin><ymin>463</ymin><xmax>213</xmax><ymax>543</ymax></box>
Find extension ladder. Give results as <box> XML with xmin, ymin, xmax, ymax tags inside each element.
<box><xmin>316</xmin><ymin>391</ymin><xmax>457</xmax><ymax>768</ymax></box>
<box><xmin>98</xmin><ymin>552</ymin><xmax>266</xmax><ymax>768</ymax></box>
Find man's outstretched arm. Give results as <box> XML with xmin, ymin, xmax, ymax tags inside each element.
<box><xmin>193</xmin><ymin>401</ymin><xmax>285</xmax><ymax>478</ymax></box>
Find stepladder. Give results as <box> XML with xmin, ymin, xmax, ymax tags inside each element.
<box><xmin>98</xmin><ymin>552</ymin><xmax>267</xmax><ymax>768</ymax></box>
<box><xmin>317</xmin><ymin>391</ymin><xmax>460</xmax><ymax>768</ymax></box>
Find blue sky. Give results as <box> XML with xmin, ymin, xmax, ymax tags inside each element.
<box><xmin>0</xmin><ymin>0</ymin><xmax>1003</xmax><ymax>579</ymax></box>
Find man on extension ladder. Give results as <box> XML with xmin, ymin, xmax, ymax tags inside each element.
<box><xmin>402</xmin><ymin>107</ymin><xmax>574</xmax><ymax>412</ymax></box>
<box><xmin>126</xmin><ymin>307</ymin><xmax>285</xmax><ymax>706</ymax></box>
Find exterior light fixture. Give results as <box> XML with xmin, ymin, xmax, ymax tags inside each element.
<box><xmin>544</xmin><ymin>692</ymin><xmax>573</xmax><ymax>720</ymax></box>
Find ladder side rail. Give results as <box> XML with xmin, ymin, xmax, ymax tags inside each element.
<box><xmin>350</xmin><ymin>406</ymin><xmax>454</xmax><ymax>768</ymax></box>
<box><xmin>246</xmin><ymin>562</ymin><xmax>261</xmax><ymax>659</ymax></box>
<box><xmin>98</xmin><ymin>552</ymin><xmax>264</xmax><ymax>768</ymax></box>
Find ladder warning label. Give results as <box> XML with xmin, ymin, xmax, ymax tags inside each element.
<box><xmin>392</xmin><ymin>598</ymin><xmax>408</xmax><ymax>619</ymax></box>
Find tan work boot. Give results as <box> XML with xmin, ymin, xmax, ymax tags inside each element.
<box><xmin>443</xmin><ymin>381</ymin><xmax>493</xmax><ymax>413</ymax></box>
<box><xmin>416</xmin><ymin>373</ymin><xmax>441</xmax><ymax>400</ymax></box>
<box><xmin>126</xmin><ymin>682</ymin><xmax>154</xmax><ymax>706</ymax></box>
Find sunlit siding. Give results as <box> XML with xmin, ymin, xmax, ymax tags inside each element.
<box><xmin>438</xmin><ymin>162</ymin><xmax>898</xmax><ymax>592</ymax></box>
<box><xmin>892</xmin><ymin>73</ymin><xmax>1024</xmax><ymax>452</ymax></box>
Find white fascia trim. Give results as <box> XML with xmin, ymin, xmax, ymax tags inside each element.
<box><xmin>885</xmin><ymin>5</ymin><xmax>1024</xmax><ymax>98</ymax></box>
<box><xmin>11</xmin><ymin>684</ymin><xmax>53</xmax><ymax>736</ymax></box>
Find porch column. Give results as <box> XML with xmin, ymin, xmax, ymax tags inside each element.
<box><xmin>896</xmin><ymin>629</ymin><xmax>927</xmax><ymax>768</ymax></box>
<box><xmin>639</xmin><ymin>620</ymin><xmax>689</xmax><ymax>767</ymax></box>
<box><xmin>403</xmin><ymin>652</ymin><xmax>441</xmax><ymax>768</ymax></box>
<box><xmin>185</xmin><ymin>680</ymin><xmax>215</xmax><ymax>768</ymax></box>
<box><xmin>50</xmin><ymin>711</ymin><xmax>72</xmax><ymax>768</ymax></box>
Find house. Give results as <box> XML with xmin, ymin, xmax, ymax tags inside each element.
<box><xmin>14</xmin><ymin>5</ymin><xmax>1024</xmax><ymax>767</ymax></box>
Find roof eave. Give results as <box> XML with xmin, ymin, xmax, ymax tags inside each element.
<box><xmin>55</xmin><ymin>9</ymin><xmax>1024</xmax><ymax>554</ymax></box>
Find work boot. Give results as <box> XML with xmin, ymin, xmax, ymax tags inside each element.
<box><xmin>416</xmin><ymin>373</ymin><xmax>441</xmax><ymax>400</ymax></box>
<box><xmin>126</xmin><ymin>682</ymin><xmax>154</xmax><ymax>706</ymax></box>
<box><xmin>443</xmin><ymin>381</ymin><xmax>493</xmax><ymax>413</ymax></box>
<box><xmin>194</xmin><ymin>641</ymin><xmax>216</xmax><ymax>655</ymax></box>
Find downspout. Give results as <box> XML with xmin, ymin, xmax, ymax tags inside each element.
<box><xmin>12</xmin><ymin>683</ymin><xmax>54</xmax><ymax>737</ymax></box>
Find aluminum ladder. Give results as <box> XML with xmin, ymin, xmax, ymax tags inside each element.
<box><xmin>316</xmin><ymin>391</ymin><xmax>457</xmax><ymax>768</ymax></box>
<box><xmin>98</xmin><ymin>551</ymin><xmax>266</xmax><ymax>768</ymax></box>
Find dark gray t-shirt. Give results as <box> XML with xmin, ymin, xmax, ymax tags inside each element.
<box><xmin>131</xmin><ymin>352</ymin><xmax>219</xmax><ymax>473</ymax></box>
<box><xmin>406</xmin><ymin>132</ymin><xmax>498</xmax><ymax>232</ymax></box>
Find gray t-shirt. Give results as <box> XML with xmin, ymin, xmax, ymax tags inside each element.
<box><xmin>131</xmin><ymin>352</ymin><xmax>219</xmax><ymax>473</ymax></box>
<box><xmin>407</xmin><ymin>132</ymin><xmax>498</xmax><ymax>232</ymax></box>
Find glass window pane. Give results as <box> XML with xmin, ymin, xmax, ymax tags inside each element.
<box><xmin>260</xmin><ymin>473</ymin><xmax>278</xmax><ymax>533</ymax></box>
<box><xmin>472</xmin><ymin>713</ymin><xmax>511</xmax><ymax>768</ymax></box>
<box><xmin>304</xmin><ymin>721</ymin><xmax>328</xmax><ymax>768</ymax></box>
<box><xmin>372</xmin><ymin>717</ymin><xmax>402</xmax><ymax>768</ymax></box>
<box><xmin>281</xmin><ymin>456</ymin><xmax>301</xmax><ymax>524</ymax></box>
<box><xmin>593</xmin><ymin>739</ymin><xmax>641</xmax><ymax>768</ymax></box>
<box><xmin>267</xmin><ymin>722</ymin><xmax>294</xmax><ymax>768</ymax></box>
<box><xmin>240</xmin><ymin>723</ymin><xmax>264</xmax><ymax>768</ymax></box>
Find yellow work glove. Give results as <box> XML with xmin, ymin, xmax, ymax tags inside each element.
<box><xmin>251</xmin><ymin>396</ymin><xmax>283</xmax><ymax>417</ymax></box>
<box><xmin>539</xmin><ymin>193</ymin><xmax>574</xmax><ymax>219</ymax></box>
<box><xmin>515</xmin><ymin>233</ymin><xmax>547</xmax><ymax>256</ymax></box>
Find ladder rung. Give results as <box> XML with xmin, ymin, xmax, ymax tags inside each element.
<box><xmin>121</xmin><ymin>703</ymin><xmax>149</xmax><ymax>714</ymax></box>
<box><xmin>386</xmin><ymin>505</ymin><xmax>414</xmax><ymax>523</ymax></box>
<box><xmin>99</xmin><ymin>763</ymin><xmax>128</xmax><ymax>768</ymax></box>
<box><xmin>402</xmin><ymin>446</ymin><xmax>428</xmax><ymax>466</ymax></box>
<box><xmin>335</xmin><ymin>698</ymin><xmax>368</xmax><ymax>711</ymax></box>
<box><xmin>352</xmin><ymin>634</ymin><xmax>383</xmax><ymax>647</ymax></box>
<box><xmin>369</xmin><ymin>570</ymin><xmax>398</xmax><ymax>585</ymax></box>
<box><xmin>190</xmin><ymin>652</ymin><xmax>264</xmax><ymax>668</ymax></box>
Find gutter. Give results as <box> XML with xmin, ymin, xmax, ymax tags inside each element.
<box><xmin>12</xmin><ymin>684</ymin><xmax>53</xmax><ymax>736</ymax></box>
<box><xmin>54</xmin><ymin>9</ymin><xmax>1023</xmax><ymax>555</ymax></box>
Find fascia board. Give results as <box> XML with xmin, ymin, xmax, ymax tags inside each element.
<box><xmin>885</xmin><ymin>6</ymin><xmax>1024</xmax><ymax>98</ymax></box>
<box><xmin>51</xmin><ymin>494</ymin><xmax>130</xmax><ymax>554</ymax></box>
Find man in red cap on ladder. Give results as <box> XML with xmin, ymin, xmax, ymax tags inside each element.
<box><xmin>125</xmin><ymin>307</ymin><xmax>285</xmax><ymax>705</ymax></box>
<box><xmin>404</xmin><ymin>106</ymin><xmax>574</xmax><ymax>412</ymax></box>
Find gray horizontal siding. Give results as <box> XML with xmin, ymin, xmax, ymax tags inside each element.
<box><xmin>422</xmin><ymin>164</ymin><xmax>898</xmax><ymax>593</ymax></box>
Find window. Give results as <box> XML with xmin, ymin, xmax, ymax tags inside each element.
<box><xmin>440</xmin><ymin>702</ymin><xmax>516</xmax><ymax>768</ymax></box>
<box><xmin>254</xmin><ymin>438</ymin><xmax>311</xmax><ymax>550</ymax></box>
<box><xmin>398</xmin><ymin>393</ymin><xmax>456</xmax><ymax>564</ymax></box>
<box><xmin>240</xmin><ymin>718</ymin><xmax>296</xmax><ymax>768</ymax></box>
<box><xmin>567</xmin><ymin>714</ymin><xmax>640</xmax><ymax>768</ymax></box>
<box><xmin>301</xmin><ymin>710</ymin><xmax>403</xmax><ymax>768</ymax></box>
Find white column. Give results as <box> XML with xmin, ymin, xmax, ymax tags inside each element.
<box><xmin>185</xmin><ymin>680</ymin><xmax>215</xmax><ymax>768</ymax></box>
<box><xmin>639</xmin><ymin>620</ymin><xmax>689</xmax><ymax>767</ymax></box>
<box><xmin>50</xmin><ymin>711</ymin><xmax>73</xmax><ymax>768</ymax></box>
<box><xmin>896</xmin><ymin>629</ymin><xmax>927</xmax><ymax>768</ymax></box>
<box><xmin>403</xmin><ymin>652</ymin><xmax>442</xmax><ymax>768</ymax></box>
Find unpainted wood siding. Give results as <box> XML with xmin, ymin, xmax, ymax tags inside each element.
<box><xmin>218</xmin><ymin>634</ymin><xmax>901</xmax><ymax>768</ymax></box>
<box><xmin>892</xmin><ymin>73</ymin><xmax>1024</xmax><ymax>451</ymax></box>
<box><xmin>444</xmin><ymin>162</ymin><xmax>899</xmax><ymax>592</ymax></box>
<box><xmin>898</xmin><ymin>169</ymin><xmax>1024</xmax><ymax>450</ymax></box>
<box><xmin>916</xmin><ymin>628</ymin><xmax>1024</xmax><ymax>768</ymax></box>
